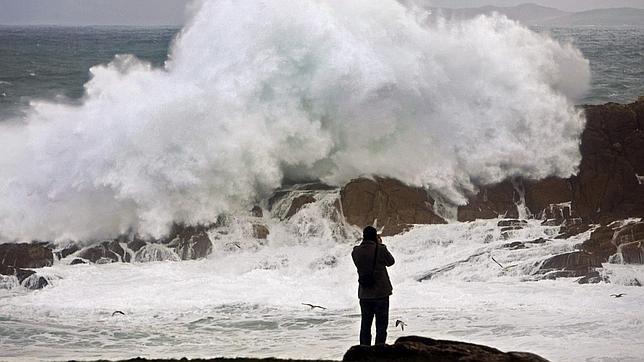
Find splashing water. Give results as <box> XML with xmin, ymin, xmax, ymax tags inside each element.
<box><xmin>0</xmin><ymin>0</ymin><xmax>590</xmax><ymax>242</ymax></box>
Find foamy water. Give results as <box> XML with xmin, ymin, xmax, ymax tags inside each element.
<box><xmin>2</xmin><ymin>218</ymin><xmax>643</xmax><ymax>361</ymax></box>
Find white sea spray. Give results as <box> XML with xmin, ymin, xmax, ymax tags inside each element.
<box><xmin>0</xmin><ymin>0</ymin><xmax>590</xmax><ymax>242</ymax></box>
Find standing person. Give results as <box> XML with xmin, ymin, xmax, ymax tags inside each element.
<box><xmin>351</xmin><ymin>226</ymin><xmax>395</xmax><ymax>345</ymax></box>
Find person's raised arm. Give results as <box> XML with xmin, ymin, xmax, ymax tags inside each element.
<box><xmin>380</xmin><ymin>244</ymin><xmax>395</xmax><ymax>266</ymax></box>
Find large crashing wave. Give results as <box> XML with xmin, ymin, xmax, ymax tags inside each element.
<box><xmin>0</xmin><ymin>0</ymin><xmax>590</xmax><ymax>242</ymax></box>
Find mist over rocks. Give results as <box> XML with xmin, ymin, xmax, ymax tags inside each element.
<box><xmin>0</xmin><ymin>0</ymin><xmax>590</xmax><ymax>243</ymax></box>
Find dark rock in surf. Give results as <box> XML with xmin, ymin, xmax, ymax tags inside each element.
<box><xmin>54</xmin><ymin>243</ymin><xmax>79</xmax><ymax>260</ymax></box>
<box><xmin>285</xmin><ymin>195</ymin><xmax>316</xmax><ymax>219</ymax></box>
<box><xmin>127</xmin><ymin>237</ymin><xmax>147</xmax><ymax>253</ymax></box>
<box><xmin>251</xmin><ymin>205</ymin><xmax>263</xmax><ymax>218</ymax></box>
<box><xmin>343</xmin><ymin>335</ymin><xmax>549</xmax><ymax>362</ymax></box>
<box><xmin>535</xmin><ymin>251</ymin><xmax>602</xmax><ymax>279</ymax></box>
<box><xmin>457</xmin><ymin>180</ymin><xmax>520</xmax><ymax>221</ymax></box>
<box><xmin>576</xmin><ymin>270</ymin><xmax>607</xmax><ymax>284</ymax></box>
<box><xmin>78</xmin><ymin>240</ymin><xmax>129</xmax><ymax>263</ymax></box>
<box><xmin>0</xmin><ymin>264</ymin><xmax>48</xmax><ymax>289</ymax></box>
<box><xmin>166</xmin><ymin>224</ymin><xmax>213</xmax><ymax>260</ymax></box>
<box><xmin>577</xmin><ymin>221</ymin><xmax>644</xmax><ymax>264</ymax></box>
<box><xmin>252</xmin><ymin>224</ymin><xmax>270</xmax><ymax>239</ymax></box>
<box><xmin>0</xmin><ymin>243</ymin><xmax>54</xmax><ymax>268</ymax></box>
<box><xmin>341</xmin><ymin>177</ymin><xmax>446</xmax><ymax>236</ymax></box>
<box><xmin>524</xmin><ymin>177</ymin><xmax>573</xmax><ymax>219</ymax></box>
<box><xmin>70</xmin><ymin>258</ymin><xmax>86</xmax><ymax>265</ymax></box>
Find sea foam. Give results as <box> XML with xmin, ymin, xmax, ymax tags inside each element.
<box><xmin>0</xmin><ymin>0</ymin><xmax>590</xmax><ymax>242</ymax></box>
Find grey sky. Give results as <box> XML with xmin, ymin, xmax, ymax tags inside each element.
<box><xmin>0</xmin><ymin>0</ymin><xmax>643</xmax><ymax>25</ymax></box>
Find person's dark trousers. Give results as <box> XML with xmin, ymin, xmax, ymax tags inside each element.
<box><xmin>359</xmin><ymin>297</ymin><xmax>389</xmax><ymax>345</ymax></box>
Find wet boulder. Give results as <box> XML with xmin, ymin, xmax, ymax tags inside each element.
<box><xmin>252</xmin><ymin>224</ymin><xmax>270</xmax><ymax>239</ymax></box>
<box><xmin>457</xmin><ymin>180</ymin><xmax>520</xmax><ymax>221</ymax></box>
<box><xmin>343</xmin><ymin>335</ymin><xmax>549</xmax><ymax>362</ymax></box>
<box><xmin>166</xmin><ymin>224</ymin><xmax>213</xmax><ymax>260</ymax></box>
<box><xmin>523</xmin><ymin>177</ymin><xmax>573</xmax><ymax>218</ymax></box>
<box><xmin>535</xmin><ymin>251</ymin><xmax>602</xmax><ymax>279</ymax></box>
<box><xmin>285</xmin><ymin>195</ymin><xmax>316</xmax><ymax>219</ymax></box>
<box><xmin>0</xmin><ymin>264</ymin><xmax>48</xmax><ymax>289</ymax></box>
<box><xmin>0</xmin><ymin>243</ymin><xmax>54</xmax><ymax>268</ymax></box>
<box><xmin>341</xmin><ymin>177</ymin><xmax>446</xmax><ymax>236</ymax></box>
<box><xmin>54</xmin><ymin>243</ymin><xmax>79</xmax><ymax>260</ymax></box>
<box><xmin>578</xmin><ymin>225</ymin><xmax>617</xmax><ymax>261</ymax></box>
<box><xmin>77</xmin><ymin>240</ymin><xmax>129</xmax><ymax>263</ymax></box>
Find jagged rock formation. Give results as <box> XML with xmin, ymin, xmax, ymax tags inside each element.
<box><xmin>341</xmin><ymin>177</ymin><xmax>446</xmax><ymax>236</ymax></box>
<box><xmin>343</xmin><ymin>335</ymin><xmax>549</xmax><ymax>362</ymax></box>
<box><xmin>572</xmin><ymin>99</ymin><xmax>644</xmax><ymax>223</ymax></box>
<box><xmin>458</xmin><ymin>98</ymin><xmax>644</xmax><ymax>224</ymax></box>
<box><xmin>0</xmin><ymin>243</ymin><xmax>53</xmax><ymax>289</ymax></box>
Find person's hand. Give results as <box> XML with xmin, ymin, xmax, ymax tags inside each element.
<box><xmin>377</xmin><ymin>235</ymin><xmax>383</xmax><ymax>244</ymax></box>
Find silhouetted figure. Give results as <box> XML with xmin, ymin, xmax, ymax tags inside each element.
<box><xmin>610</xmin><ymin>293</ymin><xmax>626</xmax><ymax>298</ymax></box>
<box><xmin>352</xmin><ymin>226</ymin><xmax>395</xmax><ymax>346</ymax></box>
<box><xmin>112</xmin><ymin>310</ymin><xmax>125</xmax><ymax>316</ymax></box>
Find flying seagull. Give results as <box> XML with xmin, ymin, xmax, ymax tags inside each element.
<box><xmin>491</xmin><ymin>256</ymin><xmax>517</xmax><ymax>270</ymax></box>
<box><xmin>302</xmin><ymin>303</ymin><xmax>327</xmax><ymax>310</ymax></box>
<box><xmin>610</xmin><ymin>293</ymin><xmax>626</xmax><ymax>298</ymax></box>
<box><xmin>112</xmin><ymin>310</ymin><xmax>126</xmax><ymax>316</ymax></box>
<box><xmin>395</xmin><ymin>320</ymin><xmax>407</xmax><ymax>331</ymax></box>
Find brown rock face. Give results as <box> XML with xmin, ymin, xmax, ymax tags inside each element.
<box><xmin>457</xmin><ymin>180</ymin><xmax>519</xmax><ymax>221</ymax></box>
<box><xmin>578</xmin><ymin>221</ymin><xmax>644</xmax><ymax>265</ymax></box>
<box><xmin>78</xmin><ymin>240</ymin><xmax>129</xmax><ymax>263</ymax></box>
<box><xmin>343</xmin><ymin>336</ymin><xmax>549</xmax><ymax>362</ymax></box>
<box><xmin>166</xmin><ymin>224</ymin><xmax>213</xmax><ymax>260</ymax></box>
<box><xmin>252</xmin><ymin>224</ymin><xmax>270</xmax><ymax>239</ymax></box>
<box><xmin>524</xmin><ymin>177</ymin><xmax>573</xmax><ymax>218</ymax></box>
<box><xmin>572</xmin><ymin>99</ymin><xmax>644</xmax><ymax>222</ymax></box>
<box><xmin>0</xmin><ymin>243</ymin><xmax>54</xmax><ymax>268</ymax></box>
<box><xmin>285</xmin><ymin>195</ymin><xmax>316</xmax><ymax>219</ymax></box>
<box><xmin>341</xmin><ymin>177</ymin><xmax>446</xmax><ymax>236</ymax></box>
<box><xmin>535</xmin><ymin>251</ymin><xmax>602</xmax><ymax>279</ymax></box>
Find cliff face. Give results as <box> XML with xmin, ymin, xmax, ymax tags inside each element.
<box><xmin>572</xmin><ymin>99</ymin><xmax>644</xmax><ymax>222</ymax></box>
<box><xmin>456</xmin><ymin>97</ymin><xmax>644</xmax><ymax>224</ymax></box>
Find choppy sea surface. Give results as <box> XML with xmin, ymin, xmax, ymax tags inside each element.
<box><xmin>0</xmin><ymin>25</ymin><xmax>642</xmax><ymax>120</ymax></box>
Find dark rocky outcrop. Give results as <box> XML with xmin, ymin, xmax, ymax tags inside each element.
<box><xmin>571</xmin><ymin>98</ymin><xmax>644</xmax><ymax>223</ymax></box>
<box><xmin>341</xmin><ymin>177</ymin><xmax>446</xmax><ymax>236</ymax></box>
<box><xmin>285</xmin><ymin>195</ymin><xmax>316</xmax><ymax>219</ymax></box>
<box><xmin>0</xmin><ymin>243</ymin><xmax>54</xmax><ymax>268</ymax></box>
<box><xmin>534</xmin><ymin>251</ymin><xmax>602</xmax><ymax>279</ymax></box>
<box><xmin>0</xmin><ymin>264</ymin><xmax>49</xmax><ymax>289</ymax></box>
<box><xmin>524</xmin><ymin>177</ymin><xmax>573</xmax><ymax>219</ymax></box>
<box><xmin>252</xmin><ymin>224</ymin><xmax>270</xmax><ymax>239</ymax></box>
<box><xmin>457</xmin><ymin>98</ymin><xmax>644</xmax><ymax>225</ymax></box>
<box><xmin>166</xmin><ymin>224</ymin><xmax>213</xmax><ymax>260</ymax></box>
<box><xmin>78</xmin><ymin>240</ymin><xmax>129</xmax><ymax>263</ymax></box>
<box><xmin>457</xmin><ymin>180</ymin><xmax>520</xmax><ymax>222</ymax></box>
<box><xmin>577</xmin><ymin>221</ymin><xmax>644</xmax><ymax>265</ymax></box>
<box><xmin>343</xmin><ymin>336</ymin><xmax>549</xmax><ymax>362</ymax></box>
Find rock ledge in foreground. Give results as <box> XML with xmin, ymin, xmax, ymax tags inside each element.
<box><xmin>343</xmin><ymin>336</ymin><xmax>549</xmax><ymax>362</ymax></box>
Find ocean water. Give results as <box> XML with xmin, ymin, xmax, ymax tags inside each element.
<box><xmin>1</xmin><ymin>1</ymin><xmax>644</xmax><ymax>361</ymax></box>
<box><xmin>0</xmin><ymin>25</ymin><xmax>641</xmax><ymax>120</ymax></box>
<box><xmin>1</xmin><ymin>206</ymin><xmax>644</xmax><ymax>361</ymax></box>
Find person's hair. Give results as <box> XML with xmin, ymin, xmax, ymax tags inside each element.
<box><xmin>363</xmin><ymin>226</ymin><xmax>378</xmax><ymax>241</ymax></box>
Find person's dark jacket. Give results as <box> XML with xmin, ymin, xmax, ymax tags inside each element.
<box><xmin>351</xmin><ymin>240</ymin><xmax>395</xmax><ymax>299</ymax></box>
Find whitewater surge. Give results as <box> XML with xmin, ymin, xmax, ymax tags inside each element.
<box><xmin>1</xmin><ymin>212</ymin><xmax>643</xmax><ymax>361</ymax></box>
<box><xmin>0</xmin><ymin>0</ymin><xmax>590</xmax><ymax>242</ymax></box>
